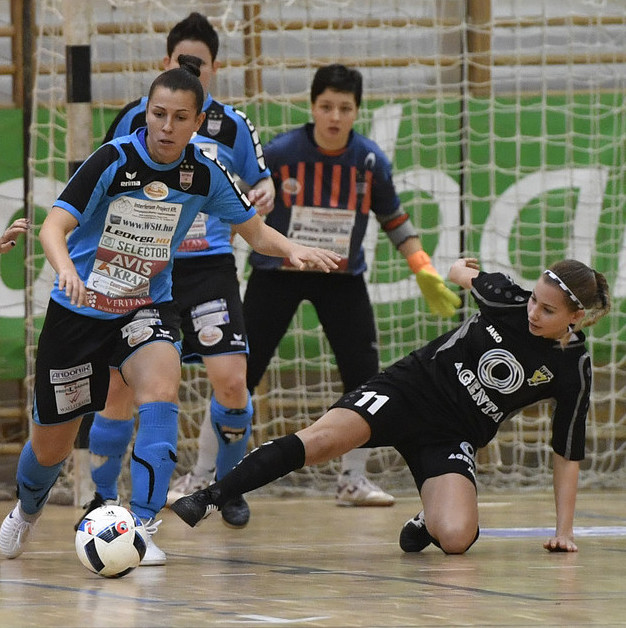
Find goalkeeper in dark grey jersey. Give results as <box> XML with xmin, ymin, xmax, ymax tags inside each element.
<box><xmin>172</xmin><ymin>257</ymin><xmax>610</xmax><ymax>555</ymax></box>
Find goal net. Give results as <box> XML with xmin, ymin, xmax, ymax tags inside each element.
<box><xmin>26</xmin><ymin>0</ymin><xmax>626</xmax><ymax>504</ymax></box>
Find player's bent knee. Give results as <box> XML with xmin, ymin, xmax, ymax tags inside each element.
<box><xmin>437</xmin><ymin>524</ymin><xmax>480</xmax><ymax>554</ymax></box>
<box><xmin>212</xmin><ymin>373</ymin><xmax>248</xmax><ymax>399</ymax></box>
<box><xmin>429</xmin><ymin>516</ymin><xmax>479</xmax><ymax>554</ymax></box>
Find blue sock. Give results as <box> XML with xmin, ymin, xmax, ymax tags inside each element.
<box><xmin>16</xmin><ymin>441</ymin><xmax>64</xmax><ymax>515</ymax></box>
<box><xmin>212</xmin><ymin>394</ymin><xmax>253</xmax><ymax>480</ymax></box>
<box><xmin>130</xmin><ymin>402</ymin><xmax>178</xmax><ymax>520</ymax></box>
<box><xmin>89</xmin><ymin>413</ymin><xmax>135</xmax><ymax>500</ymax></box>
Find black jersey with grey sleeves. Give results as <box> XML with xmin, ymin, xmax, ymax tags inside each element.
<box><xmin>410</xmin><ymin>271</ymin><xmax>591</xmax><ymax>459</ymax></box>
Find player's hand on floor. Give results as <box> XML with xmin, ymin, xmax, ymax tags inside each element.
<box><xmin>543</xmin><ymin>535</ymin><xmax>578</xmax><ymax>552</ymax></box>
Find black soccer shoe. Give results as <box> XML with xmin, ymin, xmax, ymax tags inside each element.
<box><xmin>73</xmin><ymin>492</ymin><xmax>120</xmax><ymax>532</ymax></box>
<box><xmin>399</xmin><ymin>511</ymin><xmax>433</xmax><ymax>553</ymax></box>
<box><xmin>221</xmin><ymin>495</ymin><xmax>250</xmax><ymax>528</ymax></box>
<box><xmin>170</xmin><ymin>488</ymin><xmax>218</xmax><ymax>528</ymax></box>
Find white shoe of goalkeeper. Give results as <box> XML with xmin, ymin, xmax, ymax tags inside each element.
<box><xmin>336</xmin><ymin>472</ymin><xmax>395</xmax><ymax>507</ymax></box>
<box><xmin>166</xmin><ymin>472</ymin><xmax>212</xmax><ymax>507</ymax></box>
<box><xmin>139</xmin><ymin>518</ymin><xmax>166</xmax><ymax>566</ymax></box>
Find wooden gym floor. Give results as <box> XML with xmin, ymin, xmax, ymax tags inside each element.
<box><xmin>1</xmin><ymin>490</ymin><xmax>625</xmax><ymax>627</ymax></box>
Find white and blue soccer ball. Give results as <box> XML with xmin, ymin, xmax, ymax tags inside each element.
<box><xmin>75</xmin><ymin>505</ymin><xmax>147</xmax><ymax>578</ymax></box>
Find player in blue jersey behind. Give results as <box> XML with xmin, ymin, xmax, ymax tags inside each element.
<box><xmin>0</xmin><ymin>58</ymin><xmax>339</xmax><ymax>563</ymax></box>
<box><xmin>172</xmin><ymin>257</ymin><xmax>610</xmax><ymax>555</ymax></box>
<box><xmin>76</xmin><ymin>13</ymin><xmax>275</xmax><ymax>539</ymax></box>
<box><xmin>242</xmin><ymin>64</ymin><xmax>462</xmax><ymax>507</ymax></box>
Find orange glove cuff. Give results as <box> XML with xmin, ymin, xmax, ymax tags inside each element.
<box><xmin>407</xmin><ymin>250</ymin><xmax>432</xmax><ymax>274</ymax></box>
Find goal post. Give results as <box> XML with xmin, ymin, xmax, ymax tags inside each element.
<box><xmin>25</xmin><ymin>0</ymin><xmax>626</xmax><ymax>504</ymax></box>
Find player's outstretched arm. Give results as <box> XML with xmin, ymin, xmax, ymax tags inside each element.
<box><xmin>233</xmin><ymin>213</ymin><xmax>340</xmax><ymax>272</ymax></box>
<box><xmin>544</xmin><ymin>454</ymin><xmax>579</xmax><ymax>553</ymax></box>
<box><xmin>0</xmin><ymin>217</ymin><xmax>30</xmax><ymax>254</ymax></box>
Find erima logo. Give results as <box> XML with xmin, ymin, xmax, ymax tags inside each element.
<box><xmin>230</xmin><ymin>333</ymin><xmax>246</xmax><ymax>347</ymax></box>
<box><xmin>527</xmin><ymin>366</ymin><xmax>554</xmax><ymax>386</ymax></box>
<box><xmin>120</xmin><ymin>171</ymin><xmax>141</xmax><ymax>187</ymax></box>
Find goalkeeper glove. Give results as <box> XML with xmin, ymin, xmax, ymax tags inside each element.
<box><xmin>407</xmin><ymin>250</ymin><xmax>461</xmax><ymax>317</ymax></box>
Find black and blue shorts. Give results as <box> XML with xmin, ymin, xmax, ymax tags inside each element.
<box><xmin>33</xmin><ymin>299</ymin><xmax>180</xmax><ymax>425</ymax></box>
<box><xmin>172</xmin><ymin>254</ymin><xmax>248</xmax><ymax>362</ymax></box>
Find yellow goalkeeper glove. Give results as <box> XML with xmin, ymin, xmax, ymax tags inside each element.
<box><xmin>407</xmin><ymin>250</ymin><xmax>461</xmax><ymax>317</ymax></box>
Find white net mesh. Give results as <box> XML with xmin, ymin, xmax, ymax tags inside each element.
<box><xmin>26</xmin><ymin>0</ymin><xmax>626</xmax><ymax>504</ymax></box>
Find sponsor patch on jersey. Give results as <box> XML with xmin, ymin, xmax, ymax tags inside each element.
<box><xmin>143</xmin><ymin>181</ymin><xmax>168</xmax><ymax>200</ymax></box>
<box><xmin>527</xmin><ymin>365</ymin><xmax>554</xmax><ymax>386</ymax></box>
<box><xmin>282</xmin><ymin>177</ymin><xmax>301</xmax><ymax>196</ymax></box>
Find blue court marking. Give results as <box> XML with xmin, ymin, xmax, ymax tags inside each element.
<box><xmin>482</xmin><ymin>526</ymin><xmax>626</xmax><ymax>538</ymax></box>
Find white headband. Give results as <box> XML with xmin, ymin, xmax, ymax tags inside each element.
<box><xmin>543</xmin><ymin>269</ymin><xmax>584</xmax><ymax>310</ymax></box>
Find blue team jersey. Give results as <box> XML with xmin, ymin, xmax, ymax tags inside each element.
<box><xmin>249</xmin><ymin>123</ymin><xmax>401</xmax><ymax>275</ymax></box>
<box><xmin>51</xmin><ymin>129</ymin><xmax>255</xmax><ymax>319</ymax></box>
<box><xmin>104</xmin><ymin>93</ymin><xmax>269</xmax><ymax>258</ymax></box>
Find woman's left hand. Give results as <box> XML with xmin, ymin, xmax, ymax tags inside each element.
<box><xmin>543</xmin><ymin>534</ymin><xmax>578</xmax><ymax>552</ymax></box>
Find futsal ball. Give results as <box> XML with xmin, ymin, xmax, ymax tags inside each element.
<box><xmin>75</xmin><ymin>505</ymin><xmax>147</xmax><ymax>578</ymax></box>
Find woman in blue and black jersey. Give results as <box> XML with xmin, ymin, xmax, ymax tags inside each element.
<box><xmin>82</xmin><ymin>12</ymin><xmax>276</xmax><ymax>536</ymax></box>
<box><xmin>0</xmin><ymin>57</ymin><xmax>339</xmax><ymax>562</ymax></box>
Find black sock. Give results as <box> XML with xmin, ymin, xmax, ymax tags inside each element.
<box><xmin>208</xmin><ymin>433</ymin><xmax>306</xmax><ymax>508</ymax></box>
